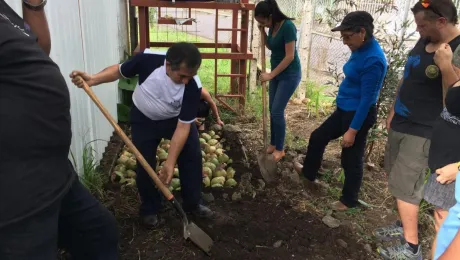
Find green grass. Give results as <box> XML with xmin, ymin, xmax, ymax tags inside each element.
<box><xmin>284</xmin><ymin>131</ymin><xmax>308</xmax><ymax>150</ymax></box>
<box><xmin>305</xmin><ymin>80</ymin><xmax>335</xmax><ymax>118</ymax></box>
<box><xmin>149</xmin><ymin>25</ymin><xmax>232</xmax><ymax>95</ymax></box>
<box><xmin>70</xmin><ymin>141</ymin><xmax>106</xmax><ymax>199</ymax></box>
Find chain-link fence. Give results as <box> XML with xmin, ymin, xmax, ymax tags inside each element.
<box><xmin>294</xmin><ymin>0</ymin><xmax>460</xmax><ymax>89</ymax></box>
<box><xmin>139</xmin><ymin>0</ymin><xmax>460</xmax><ymax>96</ymax></box>
<box><xmin>305</xmin><ymin>0</ymin><xmax>421</xmax><ymax>87</ymax></box>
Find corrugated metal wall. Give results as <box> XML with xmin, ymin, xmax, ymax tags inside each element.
<box><xmin>5</xmin><ymin>0</ymin><xmax>129</xmax><ymax>174</ymax></box>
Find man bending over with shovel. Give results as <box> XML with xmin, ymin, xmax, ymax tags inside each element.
<box><xmin>71</xmin><ymin>43</ymin><xmax>215</xmax><ymax>227</ymax></box>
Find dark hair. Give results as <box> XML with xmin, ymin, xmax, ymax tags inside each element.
<box><xmin>350</xmin><ymin>24</ymin><xmax>374</xmax><ymax>41</ymax></box>
<box><xmin>254</xmin><ymin>0</ymin><xmax>293</xmax><ymax>25</ymax></box>
<box><xmin>411</xmin><ymin>0</ymin><xmax>458</xmax><ymax>24</ymax></box>
<box><xmin>166</xmin><ymin>42</ymin><xmax>202</xmax><ymax>71</ymax></box>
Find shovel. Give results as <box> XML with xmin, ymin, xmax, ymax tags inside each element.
<box><xmin>76</xmin><ymin>77</ymin><xmax>213</xmax><ymax>254</ymax></box>
<box><xmin>256</xmin><ymin>30</ymin><xmax>278</xmax><ymax>183</ymax></box>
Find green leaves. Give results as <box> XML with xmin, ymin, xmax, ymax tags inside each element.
<box><xmin>118</xmin><ymin>76</ymin><xmax>138</xmax><ymax>91</ymax></box>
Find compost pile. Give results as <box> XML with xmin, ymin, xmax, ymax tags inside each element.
<box><xmin>111</xmin><ymin>124</ymin><xmax>238</xmax><ymax>191</ymax></box>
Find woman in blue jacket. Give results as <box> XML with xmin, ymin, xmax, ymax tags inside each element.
<box><xmin>294</xmin><ymin>11</ymin><xmax>387</xmax><ymax>211</ymax></box>
<box><xmin>255</xmin><ymin>0</ymin><xmax>302</xmax><ymax>162</ymax></box>
<box><xmin>431</xmin><ymin>162</ymin><xmax>460</xmax><ymax>260</ymax></box>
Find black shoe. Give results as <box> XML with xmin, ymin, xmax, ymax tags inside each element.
<box><xmin>187</xmin><ymin>204</ymin><xmax>215</xmax><ymax>219</ymax></box>
<box><xmin>140</xmin><ymin>214</ymin><xmax>162</xmax><ymax>228</ymax></box>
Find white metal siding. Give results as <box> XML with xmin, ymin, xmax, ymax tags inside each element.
<box><xmin>5</xmin><ymin>0</ymin><xmax>128</xmax><ymax>174</ymax></box>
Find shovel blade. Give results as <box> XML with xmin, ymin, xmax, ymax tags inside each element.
<box><xmin>257</xmin><ymin>152</ymin><xmax>277</xmax><ymax>183</ymax></box>
<box><xmin>184</xmin><ymin>222</ymin><xmax>213</xmax><ymax>254</ymax></box>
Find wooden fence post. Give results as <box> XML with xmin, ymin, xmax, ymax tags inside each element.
<box><xmin>248</xmin><ymin>0</ymin><xmax>260</xmax><ymax>95</ymax></box>
<box><xmin>296</xmin><ymin>0</ymin><xmax>314</xmax><ymax>100</ymax></box>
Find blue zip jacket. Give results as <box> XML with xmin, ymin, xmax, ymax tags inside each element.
<box><xmin>336</xmin><ymin>37</ymin><xmax>387</xmax><ymax>130</ymax></box>
<box><xmin>434</xmin><ymin>171</ymin><xmax>460</xmax><ymax>259</ymax></box>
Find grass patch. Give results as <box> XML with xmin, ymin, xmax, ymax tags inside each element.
<box><xmin>246</xmin><ymin>87</ymin><xmax>264</xmax><ymax>119</ymax></box>
<box><xmin>284</xmin><ymin>130</ymin><xmax>308</xmax><ymax>150</ymax></box>
<box><xmin>70</xmin><ymin>141</ymin><xmax>106</xmax><ymax>199</ymax></box>
<box><xmin>149</xmin><ymin>25</ymin><xmax>232</xmax><ymax>94</ymax></box>
<box><xmin>305</xmin><ymin>80</ymin><xmax>335</xmax><ymax>118</ymax></box>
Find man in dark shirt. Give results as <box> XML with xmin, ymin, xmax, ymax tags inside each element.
<box><xmin>0</xmin><ymin>1</ymin><xmax>119</xmax><ymax>259</ymax></box>
<box><xmin>70</xmin><ymin>44</ymin><xmax>215</xmax><ymax>228</ymax></box>
<box><xmin>374</xmin><ymin>1</ymin><xmax>460</xmax><ymax>259</ymax></box>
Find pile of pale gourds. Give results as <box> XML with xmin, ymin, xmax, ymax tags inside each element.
<box><xmin>111</xmin><ymin>124</ymin><xmax>237</xmax><ymax>191</ymax></box>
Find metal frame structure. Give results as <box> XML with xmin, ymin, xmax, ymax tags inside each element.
<box><xmin>131</xmin><ymin>0</ymin><xmax>255</xmax><ymax>114</ymax></box>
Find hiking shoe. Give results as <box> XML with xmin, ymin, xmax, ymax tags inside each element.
<box><xmin>140</xmin><ymin>214</ymin><xmax>164</xmax><ymax>228</ymax></box>
<box><xmin>373</xmin><ymin>220</ymin><xmax>404</xmax><ymax>242</ymax></box>
<box><xmin>187</xmin><ymin>204</ymin><xmax>215</xmax><ymax>219</ymax></box>
<box><xmin>377</xmin><ymin>242</ymin><xmax>422</xmax><ymax>260</ymax></box>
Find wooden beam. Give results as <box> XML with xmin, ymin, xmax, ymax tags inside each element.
<box><xmin>149</xmin><ymin>42</ymin><xmax>232</xmax><ymax>49</ymax></box>
<box><xmin>138</xmin><ymin>7</ymin><xmax>149</xmax><ymax>51</ymax></box>
<box><xmin>131</xmin><ymin>0</ymin><xmax>255</xmax><ymax>10</ymax></box>
<box><xmin>201</xmin><ymin>52</ymin><xmax>253</xmax><ymax>60</ymax></box>
<box><xmin>133</xmin><ymin>44</ymin><xmax>253</xmax><ymax>60</ymax></box>
<box><xmin>158</xmin><ymin>18</ymin><xmax>193</xmax><ymax>25</ymax></box>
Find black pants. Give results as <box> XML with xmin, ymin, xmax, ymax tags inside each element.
<box><xmin>302</xmin><ymin>106</ymin><xmax>377</xmax><ymax>208</ymax></box>
<box><xmin>0</xmin><ymin>166</ymin><xmax>119</xmax><ymax>260</ymax></box>
<box><xmin>130</xmin><ymin>105</ymin><xmax>202</xmax><ymax>216</ymax></box>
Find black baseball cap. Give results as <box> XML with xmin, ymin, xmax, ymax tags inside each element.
<box><xmin>331</xmin><ymin>11</ymin><xmax>374</xmax><ymax>32</ymax></box>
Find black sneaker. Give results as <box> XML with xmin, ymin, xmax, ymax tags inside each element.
<box><xmin>140</xmin><ymin>214</ymin><xmax>163</xmax><ymax>228</ymax></box>
<box><xmin>187</xmin><ymin>204</ymin><xmax>215</xmax><ymax>219</ymax></box>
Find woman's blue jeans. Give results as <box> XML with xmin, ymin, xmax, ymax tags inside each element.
<box><xmin>269</xmin><ymin>70</ymin><xmax>301</xmax><ymax>151</ymax></box>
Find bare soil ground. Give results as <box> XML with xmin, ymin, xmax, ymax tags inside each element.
<box><xmin>94</xmin><ymin>103</ymin><xmax>435</xmax><ymax>260</ymax></box>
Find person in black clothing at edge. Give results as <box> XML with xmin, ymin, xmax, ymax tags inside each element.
<box><xmin>0</xmin><ymin>1</ymin><xmax>119</xmax><ymax>260</ymax></box>
<box><xmin>374</xmin><ymin>1</ymin><xmax>460</xmax><ymax>259</ymax></box>
<box><xmin>70</xmin><ymin>45</ymin><xmax>215</xmax><ymax>228</ymax></box>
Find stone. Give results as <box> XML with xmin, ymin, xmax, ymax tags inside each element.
<box><xmin>285</xmin><ymin>150</ymin><xmax>297</xmax><ymax>161</ymax></box>
<box><xmin>223</xmin><ymin>193</ymin><xmax>229</xmax><ymax>200</ymax></box>
<box><xmin>366</xmin><ymin>162</ymin><xmax>376</xmax><ymax>170</ymax></box>
<box><xmin>302</xmin><ymin>98</ymin><xmax>311</xmax><ymax>104</ymax></box>
<box><xmin>240</xmin><ymin>172</ymin><xmax>252</xmax><ymax>182</ymax></box>
<box><xmin>322</xmin><ymin>215</ymin><xmax>340</xmax><ymax>228</ymax></box>
<box><xmin>288</xmin><ymin>172</ymin><xmax>301</xmax><ymax>184</ymax></box>
<box><xmin>364</xmin><ymin>244</ymin><xmax>372</xmax><ymax>254</ymax></box>
<box><xmin>238</xmin><ymin>173</ymin><xmax>254</xmax><ymax>196</ymax></box>
<box><xmin>336</xmin><ymin>239</ymin><xmax>347</xmax><ymax>248</ymax></box>
<box><xmin>202</xmin><ymin>193</ymin><xmax>215</xmax><ymax>202</ymax></box>
<box><xmin>321</xmin><ymin>160</ymin><xmax>335</xmax><ymax>169</ymax></box>
<box><xmin>352</xmin><ymin>222</ymin><xmax>364</xmax><ymax>233</ymax></box>
<box><xmin>210</xmin><ymin>124</ymin><xmax>223</xmax><ymax>131</ymax></box>
<box><xmin>223</xmin><ymin>124</ymin><xmax>242</xmax><ymax>133</ymax></box>
<box><xmin>282</xmin><ymin>161</ymin><xmax>294</xmax><ymax>171</ymax></box>
<box><xmin>273</xmin><ymin>240</ymin><xmax>283</xmax><ymax>248</ymax></box>
<box><xmin>232</xmin><ymin>192</ymin><xmax>242</xmax><ymax>201</ymax></box>
<box><xmin>292</xmin><ymin>98</ymin><xmax>303</xmax><ymax>105</ymax></box>
<box><xmin>281</xmin><ymin>168</ymin><xmax>291</xmax><ymax>177</ymax></box>
<box><xmin>257</xmin><ymin>179</ymin><xmax>266</xmax><ymax>190</ymax></box>
<box><xmin>296</xmin><ymin>154</ymin><xmax>306</xmax><ymax>163</ymax></box>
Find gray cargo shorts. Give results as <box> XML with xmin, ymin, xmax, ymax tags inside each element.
<box><xmin>384</xmin><ymin>129</ymin><xmax>430</xmax><ymax>205</ymax></box>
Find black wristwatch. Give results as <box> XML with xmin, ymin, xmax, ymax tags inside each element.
<box><xmin>23</xmin><ymin>0</ymin><xmax>47</xmax><ymax>11</ymax></box>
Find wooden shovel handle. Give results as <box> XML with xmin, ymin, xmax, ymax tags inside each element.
<box><xmin>77</xmin><ymin>77</ymin><xmax>174</xmax><ymax>200</ymax></box>
<box><xmin>260</xmin><ymin>29</ymin><xmax>268</xmax><ymax>147</ymax></box>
